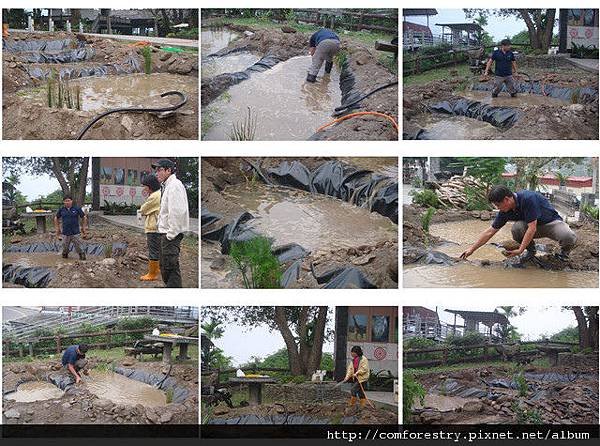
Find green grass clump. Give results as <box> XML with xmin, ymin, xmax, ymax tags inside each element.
<box><xmin>230</xmin><ymin>236</ymin><xmax>282</xmax><ymax>289</ymax></box>
<box><xmin>421</xmin><ymin>207</ymin><xmax>436</xmax><ymax>233</ymax></box>
<box><xmin>229</xmin><ymin>107</ymin><xmax>257</xmax><ymax>141</ymax></box>
<box><xmin>141</xmin><ymin>46</ymin><xmax>153</xmax><ymax>75</ymax></box>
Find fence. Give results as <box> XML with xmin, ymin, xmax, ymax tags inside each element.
<box><xmin>3</xmin><ymin>327</ymin><xmax>152</xmax><ymax>358</ymax></box>
<box><xmin>201</xmin><ymin>366</ymin><xmax>291</xmax><ymax>385</ymax></box>
<box><xmin>403</xmin><ymin>340</ymin><xmax>578</xmax><ymax>368</ymax></box>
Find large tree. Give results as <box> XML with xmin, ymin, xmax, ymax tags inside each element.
<box><xmin>510</xmin><ymin>157</ymin><xmax>582</xmax><ymax>190</ymax></box>
<box><xmin>567</xmin><ymin>306</ymin><xmax>599</xmax><ymax>350</ymax></box>
<box><xmin>202</xmin><ymin>306</ymin><xmax>331</xmax><ymax>376</ymax></box>
<box><xmin>3</xmin><ymin>157</ymin><xmax>90</xmax><ymax>206</ymax></box>
<box><xmin>464</xmin><ymin>9</ymin><xmax>557</xmax><ymax>52</ymax></box>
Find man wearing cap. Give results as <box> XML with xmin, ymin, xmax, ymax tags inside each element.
<box><xmin>62</xmin><ymin>344</ymin><xmax>89</xmax><ymax>384</ymax></box>
<box><xmin>152</xmin><ymin>158</ymin><xmax>189</xmax><ymax>288</ymax></box>
<box><xmin>484</xmin><ymin>38</ymin><xmax>518</xmax><ymax>98</ymax></box>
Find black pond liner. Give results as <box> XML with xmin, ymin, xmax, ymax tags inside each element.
<box><xmin>2</xmin><ymin>242</ymin><xmax>127</xmax><ymax>288</ymax></box>
<box><xmin>26</xmin><ymin>54</ymin><xmax>142</xmax><ymax>81</ymax></box>
<box><xmin>47</xmin><ymin>367</ymin><xmax>189</xmax><ymax>404</ymax></box>
<box><xmin>208</xmin><ymin>414</ymin><xmax>358</xmax><ymax>425</ymax></box>
<box><xmin>3</xmin><ymin>38</ymin><xmax>76</xmax><ymax>52</ymax></box>
<box><xmin>471</xmin><ymin>80</ymin><xmax>599</xmax><ymax>104</ymax></box>
<box><xmin>202</xmin><ymin>160</ymin><xmax>398</xmax><ymax>289</ymax></box>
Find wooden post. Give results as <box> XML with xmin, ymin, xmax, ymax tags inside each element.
<box><xmin>107</xmin><ymin>328</ymin><xmax>112</xmax><ymax>350</ymax></box>
<box><xmin>56</xmin><ymin>335</ymin><xmax>62</xmax><ymax>354</ymax></box>
<box><xmin>19</xmin><ymin>344</ymin><xmax>24</xmax><ymax>358</ymax></box>
<box><xmin>29</xmin><ymin>342</ymin><xmax>34</xmax><ymax>357</ymax></box>
<box><xmin>442</xmin><ymin>347</ymin><xmax>448</xmax><ymax>365</ymax></box>
<box><xmin>5</xmin><ymin>341</ymin><xmax>9</xmax><ymax>359</ymax></box>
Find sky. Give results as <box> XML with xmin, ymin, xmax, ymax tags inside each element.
<box><xmin>6</xmin><ymin>171</ymin><xmax>92</xmax><ymax>202</ymax></box>
<box><xmin>406</xmin><ymin>9</ymin><xmax>557</xmax><ymax>42</ymax></box>
<box><xmin>209</xmin><ymin>314</ymin><xmax>335</xmax><ymax>367</ymax></box>
<box><xmin>437</xmin><ymin>306</ymin><xmax>577</xmax><ymax>341</ymax></box>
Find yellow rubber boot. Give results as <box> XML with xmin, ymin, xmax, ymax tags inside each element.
<box><xmin>140</xmin><ymin>260</ymin><xmax>160</xmax><ymax>281</ymax></box>
<box><xmin>359</xmin><ymin>398</ymin><xmax>367</xmax><ymax>408</ymax></box>
<box><xmin>347</xmin><ymin>396</ymin><xmax>357</xmax><ymax>407</ymax></box>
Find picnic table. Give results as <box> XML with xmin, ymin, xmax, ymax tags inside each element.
<box><xmin>21</xmin><ymin>211</ymin><xmax>53</xmax><ymax>234</ymax></box>
<box><xmin>143</xmin><ymin>334</ymin><xmax>198</xmax><ymax>364</ymax></box>
<box><xmin>228</xmin><ymin>377</ymin><xmax>277</xmax><ymax>406</ymax></box>
<box><xmin>538</xmin><ymin>345</ymin><xmax>572</xmax><ymax>366</ymax></box>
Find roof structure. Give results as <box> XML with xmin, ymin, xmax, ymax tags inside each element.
<box><xmin>403</xmin><ymin>9</ymin><xmax>438</xmax><ymax>17</ymax></box>
<box><xmin>435</xmin><ymin>22</ymin><xmax>483</xmax><ymax>32</ymax></box>
<box><xmin>445</xmin><ymin>309</ymin><xmax>509</xmax><ymax>326</ymax></box>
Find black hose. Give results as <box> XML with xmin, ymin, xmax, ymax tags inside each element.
<box><xmin>155</xmin><ymin>363</ymin><xmax>173</xmax><ymax>390</ymax></box>
<box><xmin>75</xmin><ymin>91</ymin><xmax>188</xmax><ymax>140</ymax></box>
<box><xmin>333</xmin><ymin>81</ymin><xmax>398</xmax><ymax>114</ymax></box>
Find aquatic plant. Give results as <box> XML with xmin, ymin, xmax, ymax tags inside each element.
<box><xmin>104</xmin><ymin>243</ymin><xmax>113</xmax><ymax>259</ymax></box>
<box><xmin>334</xmin><ymin>50</ymin><xmax>348</xmax><ymax>69</ymax></box>
<box><xmin>230</xmin><ymin>236</ymin><xmax>282</xmax><ymax>289</ymax></box>
<box><xmin>421</xmin><ymin>207</ymin><xmax>436</xmax><ymax>233</ymax></box>
<box><xmin>46</xmin><ymin>69</ymin><xmax>81</xmax><ymax>110</ymax></box>
<box><xmin>514</xmin><ymin>370</ymin><xmax>528</xmax><ymax>397</ymax></box>
<box><xmin>570</xmin><ymin>88</ymin><xmax>582</xmax><ymax>104</ymax></box>
<box><xmin>411</xmin><ymin>189</ymin><xmax>439</xmax><ymax>208</ymax></box>
<box><xmin>229</xmin><ymin>107</ymin><xmax>257</xmax><ymax>141</ymax></box>
<box><xmin>141</xmin><ymin>46</ymin><xmax>153</xmax><ymax>75</ymax></box>
<box><xmin>403</xmin><ymin>371</ymin><xmax>426</xmax><ymax>423</ymax></box>
<box><xmin>512</xmin><ymin>402</ymin><xmax>542</xmax><ymax>424</ymax></box>
<box><xmin>165</xmin><ymin>388</ymin><xmax>174</xmax><ymax>404</ymax></box>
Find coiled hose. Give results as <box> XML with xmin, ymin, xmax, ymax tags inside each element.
<box><xmin>75</xmin><ymin>90</ymin><xmax>188</xmax><ymax>140</ymax></box>
<box><xmin>333</xmin><ymin>81</ymin><xmax>398</xmax><ymax>117</ymax></box>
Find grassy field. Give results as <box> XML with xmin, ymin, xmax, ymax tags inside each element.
<box><xmin>404</xmin><ymin>357</ymin><xmax>552</xmax><ymax>377</ymax></box>
<box><xmin>5</xmin><ymin>344</ymin><xmax>199</xmax><ymax>365</ymax></box>
<box><xmin>403</xmin><ymin>63</ymin><xmax>471</xmax><ymax>86</ymax></box>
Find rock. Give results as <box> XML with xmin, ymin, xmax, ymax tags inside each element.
<box><xmin>146</xmin><ymin>408</ymin><xmax>160</xmax><ymax>424</ymax></box>
<box><xmin>479</xmin><ymin>211</ymin><xmax>491</xmax><ymax>221</ymax></box>
<box><xmin>213</xmin><ymin>406</ymin><xmax>230</xmax><ymax>416</ymax></box>
<box><xmin>462</xmin><ymin>401</ymin><xmax>483</xmax><ymax>413</ymax></box>
<box><xmin>159</xmin><ymin>52</ymin><xmax>172</xmax><ymax>62</ymax></box>
<box><xmin>537</xmin><ymin>116</ymin><xmax>547</xmax><ymax>124</ymax></box>
<box><xmin>4</xmin><ymin>408</ymin><xmax>20</xmax><ymax>419</ymax></box>
<box><xmin>159</xmin><ymin>411</ymin><xmax>173</xmax><ymax>423</ymax></box>
<box><xmin>244</xmin><ymin>31</ymin><xmax>254</xmax><ymax>37</ymax></box>
<box><xmin>62</xmin><ymin>402</ymin><xmax>71</xmax><ymax>409</ymax></box>
<box><xmin>210</xmin><ymin>257</ymin><xmax>226</xmax><ymax>270</ymax></box>
<box><xmin>568</xmin><ymin>104</ymin><xmax>584</xmax><ymax>112</ymax></box>
<box><xmin>102</xmin><ymin>258</ymin><xmax>116</xmax><ymax>266</ymax></box>
<box><xmin>281</xmin><ymin>26</ymin><xmax>297</xmax><ymax>34</ymax></box>
<box><xmin>122</xmin><ymin>358</ymin><xmax>135</xmax><ymax>367</ymax></box>
<box><xmin>351</xmin><ymin>254</ymin><xmax>376</xmax><ymax>266</ymax></box>
<box><xmin>121</xmin><ymin>116</ymin><xmax>134</xmax><ymax>133</ymax></box>
<box><xmin>420</xmin><ymin>410</ymin><xmax>442</xmax><ymax>423</ymax></box>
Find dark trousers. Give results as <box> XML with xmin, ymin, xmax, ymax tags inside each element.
<box><xmin>350</xmin><ymin>380</ymin><xmax>366</xmax><ymax>399</ymax></box>
<box><xmin>160</xmin><ymin>233</ymin><xmax>183</xmax><ymax>288</ymax></box>
<box><xmin>147</xmin><ymin>233</ymin><xmax>161</xmax><ymax>261</ymax></box>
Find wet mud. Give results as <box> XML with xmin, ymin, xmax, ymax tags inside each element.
<box><xmin>202</xmin><ymin>53</ymin><xmax>260</xmax><ymax>80</ymax></box>
<box><xmin>461</xmin><ymin>90</ymin><xmax>570</xmax><ymax>107</ymax></box>
<box><xmin>84</xmin><ymin>370</ymin><xmax>166</xmax><ymax>408</ymax></box>
<box><xmin>408</xmin><ymin>114</ymin><xmax>500</xmax><ymax>140</ymax></box>
<box><xmin>203</xmin><ymin>56</ymin><xmax>341</xmax><ymax>141</ymax></box>
<box><xmin>201</xmin><ymin>29</ymin><xmax>240</xmax><ymax>55</ymax></box>
<box><xmin>5</xmin><ymin>381</ymin><xmax>64</xmax><ymax>403</ymax></box>
<box><xmin>221</xmin><ymin>183</ymin><xmax>396</xmax><ymax>252</ymax></box>
<box><xmin>2</xmin><ymin>251</ymin><xmax>100</xmax><ymax>268</ymax></box>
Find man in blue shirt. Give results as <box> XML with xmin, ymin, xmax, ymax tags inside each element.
<box><xmin>460</xmin><ymin>185</ymin><xmax>577</xmax><ymax>263</ymax></box>
<box><xmin>54</xmin><ymin>195</ymin><xmax>88</xmax><ymax>260</ymax></box>
<box><xmin>61</xmin><ymin>344</ymin><xmax>89</xmax><ymax>384</ymax></box>
<box><xmin>484</xmin><ymin>38</ymin><xmax>518</xmax><ymax>98</ymax></box>
<box><xmin>307</xmin><ymin>28</ymin><xmax>340</xmax><ymax>83</ymax></box>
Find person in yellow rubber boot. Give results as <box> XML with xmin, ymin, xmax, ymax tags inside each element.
<box><xmin>139</xmin><ymin>174</ymin><xmax>162</xmax><ymax>281</ymax></box>
<box><xmin>342</xmin><ymin>345</ymin><xmax>370</xmax><ymax>408</ymax></box>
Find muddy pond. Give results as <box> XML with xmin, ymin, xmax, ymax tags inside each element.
<box><xmin>201</xmin><ymin>29</ymin><xmax>240</xmax><ymax>55</ymax></box>
<box><xmin>410</xmin><ymin>114</ymin><xmax>501</xmax><ymax>140</ymax></box>
<box><xmin>221</xmin><ymin>183</ymin><xmax>397</xmax><ymax>252</ymax></box>
<box><xmin>5</xmin><ymin>381</ymin><xmax>64</xmax><ymax>403</ymax></box>
<box><xmin>21</xmin><ymin>73</ymin><xmax>197</xmax><ymax>112</ymax></box>
<box><xmin>461</xmin><ymin>90</ymin><xmax>570</xmax><ymax>107</ymax></box>
<box><xmin>203</xmin><ymin>55</ymin><xmax>341</xmax><ymax>140</ymax></box>
<box><xmin>84</xmin><ymin>370</ymin><xmax>166</xmax><ymax>408</ymax></box>
<box><xmin>404</xmin><ymin>220</ymin><xmax>598</xmax><ymax>288</ymax></box>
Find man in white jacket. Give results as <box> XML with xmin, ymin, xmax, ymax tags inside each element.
<box><xmin>152</xmin><ymin>158</ymin><xmax>189</xmax><ymax>288</ymax></box>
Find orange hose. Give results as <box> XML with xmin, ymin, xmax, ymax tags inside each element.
<box><xmin>317</xmin><ymin>111</ymin><xmax>398</xmax><ymax>133</ymax></box>
<box><xmin>131</xmin><ymin>41</ymin><xmax>151</xmax><ymax>47</ymax></box>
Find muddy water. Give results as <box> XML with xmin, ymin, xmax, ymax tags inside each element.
<box><xmin>404</xmin><ymin>219</ymin><xmax>599</xmax><ymax>288</ymax></box>
<box><xmin>201</xmin><ymin>29</ymin><xmax>240</xmax><ymax>55</ymax></box>
<box><xmin>84</xmin><ymin>370</ymin><xmax>166</xmax><ymax>407</ymax></box>
<box><xmin>23</xmin><ymin>73</ymin><xmax>198</xmax><ymax>112</ymax></box>
<box><xmin>203</xmin><ymin>56</ymin><xmax>341</xmax><ymax>141</ymax></box>
<box><xmin>339</xmin><ymin>157</ymin><xmax>398</xmax><ymax>179</ymax></box>
<box><xmin>3</xmin><ymin>252</ymin><xmax>98</xmax><ymax>268</ymax></box>
<box><xmin>221</xmin><ymin>183</ymin><xmax>397</xmax><ymax>252</ymax></box>
<box><xmin>413</xmin><ymin>114</ymin><xmax>500</xmax><ymax>139</ymax></box>
<box><xmin>462</xmin><ymin>90</ymin><xmax>570</xmax><ymax>107</ymax></box>
<box><xmin>201</xmin><ymin>242</ymin><xmax>243</xmax><ymax>289</ymax></box>
<box><xmin>5</xmin><ymin>381</ymin><xmax>64</xmax><ymax>402</ymax></box>
<box><xmin>202</xmin><ymin>53</ymin><xmax>260</xmax><ymax>79</ymax></box>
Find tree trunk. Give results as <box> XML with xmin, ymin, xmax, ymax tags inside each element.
<box><xmin>76</xmin><ymin>157</ymin><xmax>90</xmax><ymax>206</ymax></box>
<box><xmin>306</xmin><ymin>307</ymin><xmax>328</xmax><ymax>375</ymax></box>
<box><xmin>518</xmin><ymin>9</ymin><xmax>556</xmax><ymax>51</ymax></box>
<box><xmin>274</xmin><ymin>307</ymin><xmax>303</xmax><ymax>375</ymax></box>
<box><xmin>572</xmin><ymin>306</ymin><xmax>591</xmax><ymax>349</ymax></box>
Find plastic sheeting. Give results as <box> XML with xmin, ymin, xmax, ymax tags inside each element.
<box><xmin>263</xmin><ymin>160</ymin><xmax>398</xmax><ymax>223</ymax></box>
<box><xmin>19</xmin><ymin>48</ymin><xmax>95</xmax><ymax>64</ymax></box>
<box><xmin>429</xmin><ymin>99</ymin><xmax>521</xmax><ymax>129</ymax></box>
<box><xmin>403</xmin><ymin>247</ymin><xmax>456</xmax><ymax>266</ymax></box>
<box><xmin>114</xmin><ymin>367</ymin><xmax>189</xmax><ymax>403</ymax></box>
<box><xmin>471</xmin><ymin>81</ymin><xmax>598</xmax><ymax>104</ymax></box>
<box><xmin>201</xmin><ymin>207</ymin><xmax>222</xmax><ymax>228</ymax></box>
<box><xmin>3</xmin><ymin>38</ymin><xmax>75</xmax><ymax>52</ymax></box>
<box><xmin>202</xmin><ymin>212</ymin><xmax>259</xmax><ymax>255</ymax></box>
<box><xmin>208</xmin><ymin>414</ymin><xmax>358</xmax><ymax>425</ymax></box>
<box><xmin>5</xmin><ymin>241</ymin><xmax>128</xmax><ymax>256</ymax></box>
<box><xmin>2</xmin><ymin>264</ymin><xmax>55</xmax><ymax>288</ymax></box>
<box><xmin>311</xmin><ymin>266</ymin><xmax>377</xmax><ymax>289</ymax></box>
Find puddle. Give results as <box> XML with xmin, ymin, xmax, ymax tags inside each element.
<box><xmin>404</xmin><ymin>262</ymin><xmax>598</xmax><ymax>288</ymax></box>
<box><xmin>3</xmin><ymin>252</ymin><xmax>98</xmax><ymax>268</ymax></box>
<box><xmin>221</xmin><ymin>183</ymin><xmax>397</xmax><ymax>252</ymax></box>
<box><xmin>201</xmin><ymin>242</ymin><xmax>243</xmax><ymax>289</ymax></box>
<box><xmin>84</xmin><ymin>370</ymin><xmax>166</xmax><ymax>408</ymax></box>
<box><xmin>202</xmin><ymin>53</ymin><xmax>260</xmax><ymax>80</ymax></box>
<box><xmin>201</xmin><ymin>29</ymin><xmax>240</xmax><ymax>55</ymax></box>
<box><xmin>415</xmin><ymin>394</ymin><xmax>477</xmax><ymax>412</ymax></box>
<box><xmin>461</xmin><ymin>90</ymin><xmax>570</xmax><ymax>107</ymax></box>
<box><xmin>5</xmin><ymin>381</ymin><xmax>64</xmax><ymax>403</ymax></box>
<box><xmin>203</xmin><ymin>56</ymin><xmax>341</xmax><ymax>140</ymax></box>
<box><xmin>339</xmin><ymin>157</ymin><xmax>398</xmax><ymax>179</ymax></box>
<box><xmin>22</xmin><ymin>73</ymin><xmax>198</xmax><ymax>112</ymax></box>
<box><xmin>412</xmin><ymin>114</ymin><xmax>501</xmax><ymax>139</ymax></box>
